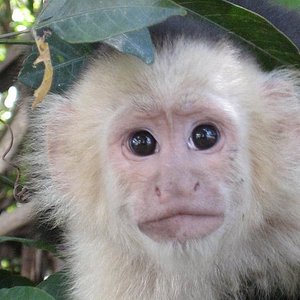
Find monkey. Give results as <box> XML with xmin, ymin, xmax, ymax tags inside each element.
<box><xmin>23</xmin><ymin>0</ymin><xmax>300</xmax><ymax>299</ymax></box>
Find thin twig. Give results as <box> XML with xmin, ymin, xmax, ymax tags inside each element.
<box><xmin>0</xmin><ymin>29</ymin><xmax>31</xmax><ymax>39</ymax></box>
<box><xmin>0</xmin><ymin>119</ymin><xmax>30</xmax><ymax>203</ymax></box>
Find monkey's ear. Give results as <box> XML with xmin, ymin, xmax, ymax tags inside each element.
<box><xmin>261</xmin><ymin>70</ymin><xmax>300</xmax><ymax>154</ymax></box>
<box><xmin>44</xmin><ymin>98</ymin><xmax>101</xmax><ymax>196</ymax></box>
<box><xmin>260</xmin><ymin>71</ymin><xmax>300</xmax><ymax>130</ymax></box>
<box><xmin>263</xmin><ymin>70</ymin><xmax>300</xmax><ymax>105</ymax></box>
<box><xmin>45</xmin><ymin>100</ymin><xmax>76</xmax><ymax>189</ymax></box>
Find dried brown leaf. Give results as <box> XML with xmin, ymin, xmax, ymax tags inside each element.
<box><xmin>32</xmin><ymin>30</ymin><xmax>53</xmax><ymax>108</ymax></box>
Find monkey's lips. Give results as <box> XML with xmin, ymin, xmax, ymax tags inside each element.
<box><xmin>138</xmin><ymin>213</ymin><xmax>224</xmax><ymax>243</ymax></box>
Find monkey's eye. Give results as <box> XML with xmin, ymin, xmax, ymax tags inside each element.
<box><xmin>190</xmin><ymin>124</ymin><xmax>219</xmax><ymax>150</ymax></box>
<box><xmin>128</xmin><ymin>130</ymin><xmax>157</xmax><ymax>156</ymax></box>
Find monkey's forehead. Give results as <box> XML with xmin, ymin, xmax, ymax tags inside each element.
<box><xmin>75</xmin><ymin>36</ymin><xmax>262</xmax><ymax>113</ymax></box>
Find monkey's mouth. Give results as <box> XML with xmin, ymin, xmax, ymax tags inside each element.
<box><xmin>138</xmin><ymin>213</ymin><xmax>224</xmax><ymax>243</ymax></box>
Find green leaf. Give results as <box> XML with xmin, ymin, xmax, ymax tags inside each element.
<box><xmin>173</xmin><ymin>0</ymin><xmax>300</xmax><ymax>69</ymax></box>
<box><xmin>35</xmin><ymin>0</ymin><xmax>186</xmax><ymax>43</ymax></box>
<box><xmin>19</xmin><ymin>0</ymin><xmax>300</xmax><ymax>92</ymax></box>
<box><xmin>37</xmin><ymin>271</ymin><xmax>70</xmax><ymax>300</ymax></box>
<box><xmin>0</xmin><ymin>270</ymin><xmax>12</xmax><ymax>281</ymax></box>
<box><xmin>0</xmin><ymin>287</ymin><xmax>55</xmax><ymax>300</ymax></box>
<box><xmin>19</xmin><ymin>27</ymin><xmax>154</xmax><ymax>92</ymax></box>
<box><xmin>277</xmin><ymin>0</ymin><xmax>300</xmax><ymax>8</ymax></box>
<box><xmin>19</xmin><ymin>33</ymin><xmax>93</xmax><ymax>93</ymax></box>
<box><xmin>0</xmin><ymin>236</ymin><xmax>57</xmax><ymax>254</ymax></box>
<box><xmin>0</xmin><ymin>275</ymin><xmax>34</xmax><ymax>289</ymax></box>
<box><xmin>105</xmin><ymin>28</ymin><xmax>154</xmax><ymax>64</ymax></box>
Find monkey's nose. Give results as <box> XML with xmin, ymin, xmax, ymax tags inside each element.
<box><xmin>154</xmin><ymin>180</ymin><xmax>200</xmax><ymax>203</ymax></box>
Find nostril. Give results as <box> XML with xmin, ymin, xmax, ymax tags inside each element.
<box><xmin>194</xmin><ymin>182</ymin><xmax>200</xmax><ymax>192</ymax></box>
<box><xmin>155</xmin><ymin>186</ymin><xmax>161</xmax><ymax>197</ymax></box>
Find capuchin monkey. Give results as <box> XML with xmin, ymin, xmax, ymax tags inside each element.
<box><xmin>25</xmin><ymin>0</ymin><xmax>300</xmax><ymax>299</ymax></box>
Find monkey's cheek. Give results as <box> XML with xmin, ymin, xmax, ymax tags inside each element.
<box><xmin>138</xmin><ymin>215</ymin><xmax>224</xmax><ymax>243</ymax></box>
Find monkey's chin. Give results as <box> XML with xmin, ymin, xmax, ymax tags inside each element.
<box><xmin>139</xmin><ymin>214</ymin><xmax>224</xmax><ymax>243</ymax></box>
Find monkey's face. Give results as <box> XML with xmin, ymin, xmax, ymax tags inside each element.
<box><xmin>106</xmin><ymin>101</ymin><xmax>249</xmax><ymax>244</ymax></box>
<box><xmin>49</xmin><ymin>40</ymin><xmax>257</xmax><ymax>247</ymax></box>
<box><xmin>132</xmin><ymin>121</ymin><xmax>226</xmax><ymax>243</ymax></box>
<box><xmin>102</xmin><ymin>43</ymin><xmax>252</xmax><ymax>244</ymax></box>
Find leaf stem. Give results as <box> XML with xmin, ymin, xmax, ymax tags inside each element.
<box><xmin>0</xmin><ymin>29</ymin><xmax>31</xmax><ymax>39</ymax></box>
